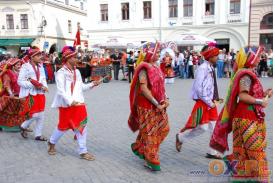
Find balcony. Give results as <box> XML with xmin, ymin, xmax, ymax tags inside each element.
<box><xmin>202</xmin><ymin>15</ymin><xmax>215</xmax><ymax>24</ymax></box>
<box><xmin>181</xmin><ymin>16</ymin><xmax>194</xmax><ymax>25</ymax></box>
<box><xmin>227</xmin><ymin>14</ymin><xmax>242</xmax><ymax>23</ymax></box>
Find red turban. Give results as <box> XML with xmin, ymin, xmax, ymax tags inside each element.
<box><xmin>201</xmin><ymin>46</ymin><xmax>219</xmax><ymax>61</ymax></box>
<box><xmin>62</xmin><ymin>46</ymin><xmax>77</xmax><ymax>63</ymax></box>
<box><xmin>28</xmin><ymin>48</ymin><xmax>41</xmax><ymax>58</ymax></box>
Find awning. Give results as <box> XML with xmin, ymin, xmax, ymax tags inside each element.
<box><xmin>167</xmin><ymin>32</ymin><xmax>216</xmax><ymax>46</ymax></box>
<box><xmin>0</xmin><ymin>38</ymin><xmax>35</xmax><ymax>46</ymax></box>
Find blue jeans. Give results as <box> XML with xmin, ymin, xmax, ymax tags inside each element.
<box><xmin>179</xmin><ymin>65</ymin><xmax>185</xmax><ymax>78</ymax></box>
<box><xmin>217</xmin><ymin>61</ymin><xmax>224</xmax><ymax>78</ymax></box>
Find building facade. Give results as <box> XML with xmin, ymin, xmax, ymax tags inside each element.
<box><xmin>0</xmin><ymin>0</ymin><xmax>87</xmax><ymax>56</ymax></box>
<box><xmin>87</xmin><ymin>0</ymin><xmax>250</xmax><ymax>51</ymax></box>
<box><xmin>250</xmin><ymin>0</ymin><xmax>273</xmax><ymax>50</ymax></box>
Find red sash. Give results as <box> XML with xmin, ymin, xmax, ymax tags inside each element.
<box><xmin>28</xmin><ymin>94</ymin><xmax>46</xmax><ymax>115</ymax></box>
<box><xmin>58</xmin><ymin>105</ymin><xmax>87</xmax><ymax>134</ymax></box>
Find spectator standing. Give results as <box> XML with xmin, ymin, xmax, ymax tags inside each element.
<box><xmin>110</xmin><ymin>50</ymin><xmax>121</xmax><ymax>80</ymax></box>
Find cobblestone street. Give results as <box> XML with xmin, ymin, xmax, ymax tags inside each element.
<box><xmin>0</xmin><ymin>78</ymin><xmax>273</xmax><ymax>183</ymax></box>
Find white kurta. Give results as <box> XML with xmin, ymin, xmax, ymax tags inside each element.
<box><xmin>51</xmin><ymin>66</ymin><xmax>94</xmax><ymax>108</ymax></box>
<box><xmin>17</xmin><ymin>62</ymin><xmax>48</xmax><ymax>98</ymax></box>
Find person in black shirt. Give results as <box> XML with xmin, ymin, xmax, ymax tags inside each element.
<box><xmin>110</xmin><ymin>50</ymin><xmax>121</xmax><ymax>80</ymax></box>
<box><xmin>126</xmin><ymin>51</ymin><xmax>135</xmax><ymax>83</ymax></box>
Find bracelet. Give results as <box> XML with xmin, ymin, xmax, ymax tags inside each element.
<box><xmin>151</xmin><ymin>98</ymin><xmax>159</xmax><ymax>107</ymax></box>
<box><xmin>255</xmin><ymin>99</ymin><xmax>263</xmax><ymax>105</ymax></box>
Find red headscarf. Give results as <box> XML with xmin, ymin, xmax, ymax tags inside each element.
<box><xmin>7</xmin><ymin>58</ymin><xmax>21</xmax><ymax>68</ymax></box>
<box><xmin>143</xmin><ymin>42</ymin><xmax>160</xmax><ymax>62</ymax></box>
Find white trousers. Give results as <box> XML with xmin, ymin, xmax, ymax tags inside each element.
<box><xmin>49</xmin><ymin>127</ymin><xmax>88</xmax><ymax>155</ymax></box>
<box><xmin>177</xmin><ymin>121</ymin><xmax>222</xmax><ymax>156</ymax></box>
<box><xmin>21</xmin><ymin>111</ymin><xmax>44</xmax><ymax>137</ymax></box>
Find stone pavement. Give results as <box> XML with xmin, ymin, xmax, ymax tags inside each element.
<box><xmin>0</xmin><ymin>77</ymin><xmax>273</xmax><ymax>183</ymax></box>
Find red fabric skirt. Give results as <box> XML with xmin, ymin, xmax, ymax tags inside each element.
<box><xmin>58</xmin><ymin>105</ymin><xmax>88</xmax><ymax>134</ymax></box>
<box><xmin>46</xmin><ymin>64</ymin><xmax>54</xmax><ymax>81</ymax></box>
<box><xmin>0</xmin><ymin>96</ymin><xmax>29</xmax><ymax>128</ymax></box>
<box><xmin>27</xmin><ymin>94</ymin><xmax>45</xmax><ymax>115</ymax></box>
<box><xmin>180</xmin><ymin>100</ymin><xmax>218</xmax><ymax>132</ymax></box>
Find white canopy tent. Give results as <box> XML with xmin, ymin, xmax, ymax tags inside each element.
<box><xmin>168</xmin><ymin>33</ymin><xmax>216</xmax><ymax>46</ymax></box>
<box><xmin>95</xmin><ymin>36</ymin><xmax>138</xmax><ymax>49</ymax></box>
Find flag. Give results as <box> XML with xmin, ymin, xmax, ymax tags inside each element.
<box><xmin>73</xmin><ymin>29</ymin><xmax>81</xmax><ymax>47</ymax></box>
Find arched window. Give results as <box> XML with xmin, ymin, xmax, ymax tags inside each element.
<box><xmin>260</xmin><ymin>13</ymin><xmax>273</xmax><ymax>29</ymax></box>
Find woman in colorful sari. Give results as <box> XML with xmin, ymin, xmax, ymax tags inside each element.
<box><xmin>0</xmin><ymin>58</ymin><xmax>29</xmax><ymax>132</ymax></box>
<box><xmin>210</xmin><ymin>46</ymin><xmax>272</xmax><ymax>182</ymax></box>
<box><xmin>128</xmin><ymin>42</ymin><xmax>170</xmax><ymax>171</ymax></box>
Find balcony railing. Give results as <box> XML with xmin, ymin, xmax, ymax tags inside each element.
<box><xmin>181</xmin><ymin>16</ymin><xmax>194</xmax><ymax>25</ymax></box>
<box><xmin>202</xmin><ymin>15</ymin><xmax>215</xmax><ymax>24</ymax></box>
<box><xmin>227</xmin><ymin>14</ymin><xmax>242</xmax><ymax>23</ymax></box>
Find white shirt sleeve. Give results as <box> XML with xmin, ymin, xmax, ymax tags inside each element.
<box><xmin>76</xmin><ymin>70</ymin><xmax>94</xmax><ymax>91</ymax></box>
<box><xmin>55</xmin><ymin>70</ymin><xmax>73</xmax><ymax>106</ymax></box>
<box><xmin>17</xmin><ymin>64</ymin><xmax>35</xmax><ymax>89</ymax></box>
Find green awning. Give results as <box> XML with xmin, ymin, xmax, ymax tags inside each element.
<box><xmin>0</xmin><ymin>38</ymin><xmax>34</xmax><ymax>46</ymax></box>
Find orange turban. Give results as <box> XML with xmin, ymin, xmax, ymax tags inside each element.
<box><xmin>201</xmin><ymin>46</ymin><xmax>219</xmax><ymax>60</ymax></box>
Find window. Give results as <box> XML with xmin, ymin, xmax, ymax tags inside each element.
<box><xmin>6</xmin><ymin>14</ymin><xmax>14</xmax><ymax>30</ymax></box>
<box><xmin>183</xmin><ymin>0</ymin><xmax>193</xmax><ymax>17</ymax></box>
<box><xmin>205</xmin><ymin>0</ymin><xmax>214</xmax><ymax>15</ymax></box>
<box><xmin>143</xmin><ymin>1</ymin><xmax>152</xmax><ymax>19</ymax></box>
<box><xmin>65</xmin><ymin>0</ymin><xmax>69</xmax><ymax>5</ymax></box>
<box><xmin>260</xmin><ymin>34</ymin><xmax>273</xmax><ymax>50</ymax></box>
<box><xmin>121</xmin><ymin>3</ymin><xmax>129</xmax><ymax>20</ymax></box>
<box><xmin>68</xmin><ymin>20</ymin><xmax>72</xmax><ymax>33</ymax></box>
<box><xmin>230</xmin><ymin>0</ymin><xmax>240</xmax><ymax>14</ymax></box>
<box><xmin>169</xmin><ymin>0</ymin><xmax>178</xmax><ymax>18</ymax></box>
<box><xmin>260</xmin><ymin>13</ymin><xmax>273</xmax><ymax>29</ymax></box>
<box><xmin>20</xmin><ymin>14</ymin><xmax>28</xmax><ymax>29</ymax></box>
<box><xmin>80</xmin><ymin>2</ymin><xmax>84</xmax><ymax>10</ymax></box>
<box><xmin>100</xmin><ymin>4</ymin><xmax>108</xmax><ymax>21</ymax></box>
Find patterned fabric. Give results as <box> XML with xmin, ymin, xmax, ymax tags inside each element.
<box><xmin>210</xmin><ymin>69</ymin><xmax>265</xmax><ymax>153</ymax></box>
<box><xmin>225</xmin><ymin>115</ymin><xmax>269</xmax><ymax>182</ymax></box>
<box><xmin>128</xmin><ymin>62</ymin><xmax>166</xmax><ymax>132</ymax></box>
<box><xmin>180</xmin><ymin>100</ymin><xmax>218</xmax><ymax>133</ymax></box>
<box><xmin>131</xmin><ymin>106</ymin><xmax>169</xmax><ymax>170</ymax></box>
<box><xmin>210</xmin><ymin>46</ymin><xmax>265</xmax><ymax>154</ymax></box>
<box><xmin>0</xmin><ymin>96</ymin><xmax>31</xmax><ymax>130</ymax></box>
<box><xmin>58</xmin><ymin>105</ymin><xmax>88</xmax><ymax>134</ymax></box>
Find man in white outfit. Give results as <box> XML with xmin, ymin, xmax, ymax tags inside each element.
<box><xmin>18</xmin><ymin>47</ymin><xmax>48</xmax><ymax>141</ymax></box>
<box><xmin>48</xmin><ymin>46</ymin><xmax>99</xmax><ymax>161</ymax></box>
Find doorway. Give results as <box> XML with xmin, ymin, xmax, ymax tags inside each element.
<box><xmin>215</xmin><ymin>39</ymin><xmax>230</xmax><ymax>53</ymax></box>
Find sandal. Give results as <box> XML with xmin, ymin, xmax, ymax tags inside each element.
<box><xmin>48</xmin><ymin>142</ymin><xmax>56</xmax><ymax>155</ymax></box>
<box><xmin>35</xmin><ymin>136</ymin><xmax>48</xmax><ymax>141</ymax></box>
<box><xmin>176</xmin><ymin>134</ymin><xmax>182</xmax><ymax>152</ymax></box>
<box><xmin>80</xmin><ymin>153</ymin><xmax>95</xmax><ymax>161</ymax></box>
<box><xmin>20</xmin><ymin>130</ymin><xmax>28</xmax><ymax>138</ymax></box>
<box><xmin>19</xmin><ymin>126</ymin><xmax>33</xmax><ymax>132</ymax></box>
